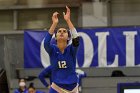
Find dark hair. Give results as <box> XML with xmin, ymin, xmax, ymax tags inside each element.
<box><xmin>111</xmin><ymin>70</ymin><xmax>126</xmax><ymax>77</ymax></box>
<box><xmin>55</xmin><ymin>28</ymin><xmax>71</xmax><ymax>39</ymax></box>
<box><xmin>18</xmin><ymin>78</ymin><xmax>26</xmax><ymax>83</ymax></box>
<box><xmin>28</xmin><ymin>82</ymin><xmax>35</xmax><ymax>90</ymax></box>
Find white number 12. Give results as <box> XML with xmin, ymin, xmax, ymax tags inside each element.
<box><xmin>58</xmin><ymin>61</ymin><xmax>67</xmax><ymax>68</ymax></box>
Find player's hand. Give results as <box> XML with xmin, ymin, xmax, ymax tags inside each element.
<box><xmin>63</xmin><ymin>6</ymin><xmax>71</xmax><ymax>22</ymax></box>
<box><xmin>52</xmin><ymin>12</ymin><xmax>59</xmax><ymax>24</ymax></box>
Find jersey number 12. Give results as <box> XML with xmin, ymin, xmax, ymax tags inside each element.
<box><xmin>58</xmin><ymin>61</ymin><xmax>67</xmax><ymax>68</ymax></box>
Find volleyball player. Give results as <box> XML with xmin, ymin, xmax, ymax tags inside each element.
<box><xmin>43</xmin><ymin>6</ymin><xmax>79</xmax><ymax>93</ymax></box>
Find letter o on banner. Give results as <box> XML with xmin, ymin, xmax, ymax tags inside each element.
<box><xmin>40</xmin><ymin>39</ymin><xmax>50</xmax><ymax>68</ymax></box>
<box><xmin>78</xmin><ymin>32</ymin><xmax>94</xmax><ymax>67</ymax></box>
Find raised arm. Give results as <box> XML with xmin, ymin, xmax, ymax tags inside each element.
<box><xmin>63</xmin><ymin>6</ymin><xmax>79</xmax><ymax>47</ymax></box>
<box><xmin>63</xmin><ymin>6</ymin><xmax>74</xmax><ymax>30</ymax></box>
<box><xmin>63</xmin><ymin>6</ymin><xmax>79</xmax><ymax>39</ymax></box>
<box><xmin>44</xmin><ymin>12</ymin><xmax>59</xmax><ymax>53</ymax></box>
<box><xmin>49</xmin><ymin>12</ymin><xmax>59</xmax><ymax>35</ymax></box>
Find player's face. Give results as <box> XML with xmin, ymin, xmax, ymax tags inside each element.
<box><xmin>56</xmin><ymin>28</ymin><xmax>69</xmax><ymax>42</ymax></box>
<box><xmin>28</xmin><ymin>88</ymin><xmax>36</xmax><ymax>93</ymax></box>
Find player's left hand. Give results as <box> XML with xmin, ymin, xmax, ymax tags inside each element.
<box><xmin>63</xmin><ymin>6</ymin><xmax>71</xmax><ymax>21</ymax></box>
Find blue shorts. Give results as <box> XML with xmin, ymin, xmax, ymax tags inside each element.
<box><xmin>55</xmin><ymin>83</ymin><xmax>77</xmax><ymax>91</ymax></box>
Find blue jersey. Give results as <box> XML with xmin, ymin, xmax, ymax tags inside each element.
<box><xmin>44</xmin><ymin>32</ymin><xmax>78</xmax><ymax>85</ymax></box>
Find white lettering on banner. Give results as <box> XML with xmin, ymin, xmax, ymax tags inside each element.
<box><xmin>40</xmin><ymin>30</ymin><xmax>139</xmax><ymax>68</ymax></box>
<box><xmin>40</xmin><ymin>38</ymin><xmax>50</xmax><ymax>68</ymax></box>
<box><xmin>95</xmin><ymin>32</ymin><xmax>109</xmax><ymax>67</ymax></box>
<box><xmin>123</xmin><ymin>31</ymin><xmax>137</xmax><ymax>66</ymax></box>
<box><xmin>78</xmin><ymin>32</ymin><xmax>94</xmax><ymax>67</ymax></box>
<box><xmin>108</xmin><ymin>55</ymin><xmax>118</xmax><ymax>67</ymax></box>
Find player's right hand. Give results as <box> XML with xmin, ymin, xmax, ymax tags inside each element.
<box><xmin>52</xmin><ymin>12</ymin><xmax>59</xmax><ymax>24</ymax></box>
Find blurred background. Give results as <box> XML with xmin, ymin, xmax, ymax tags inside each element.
<box><xmin>0</xmin><ymin>0</ymin><xmax>140</xmax><ymax>31</ymax></box>
<box><xmin>0</xmin><ymin>0</ymin><xmax>140</xmax><ymax>93</ymax></box>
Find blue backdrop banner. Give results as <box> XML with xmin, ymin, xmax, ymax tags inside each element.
<box><xmin>24</xmin><ymin>26</ymin><xmax>140</xmax><ymax>68</ymax></box>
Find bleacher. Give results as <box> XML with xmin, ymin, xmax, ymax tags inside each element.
<box><xmin>0</xmin><ymin>68</ymin><xmax>9</xmax><ymax>93</ymax></box>
<box><xmin>10</xmin><ymin>67</ymin><xmax>140</xmax><ymax>93</ymax></box>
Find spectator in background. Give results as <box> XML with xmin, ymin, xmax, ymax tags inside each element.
<box><xmin>27</xmin><ymin>83</ymin><xmax>45</xmax><ymax>93</ymax></box>
<box><xmin>14</xmin><ymin>78</ymin><xmax>28</xmax><ymax>93</ymax></box>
